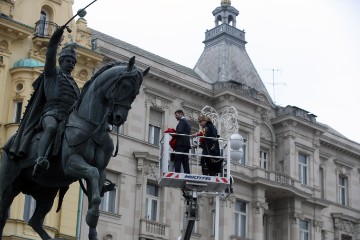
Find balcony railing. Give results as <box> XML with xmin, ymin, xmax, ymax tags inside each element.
<box><xmin>205</xmin><ymin>23</ymin><xmax>245</xmax><ymax>42</ymax></box>
<box><xmin>265</xmin><ymin>170</ymin><xmax>295</xmax><ymax>186</ymax></box>
<box><xmin>139</xmin><ymin>219</ymin><xmax>170</xmax><ymax>239</ymax></box>
<box><xmin>34</xmin><ymin>20</ymin><xmax>58</xmax><ymax>38</ymax></box>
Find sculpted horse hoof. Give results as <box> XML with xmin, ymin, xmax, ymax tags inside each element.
<box><xmin>86</xmin><ymin>208</ymin><xmax>99</xmax><ymax>228</ymax></box>
<box><xmin>88</xmin><ymin>227</ymin><xmax>99</xmax><ymax>240</ymax></box>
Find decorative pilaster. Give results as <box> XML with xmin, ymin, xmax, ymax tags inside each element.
<box><xmin>134</xmin><ymin>152</ymin><xmax>159</xmax><ymax>187</ymax></box>
<box><xmin>220</xmin><ymin>195</ymin><xmax>236</xmax><ymax>208</ymax></box>
<box><xmin>252</xmin><ymin>201</ymin><xmax>268</xmax><ymax>215</ymax></box>
<box><xmin>313</xmin><ymin>220</ymin><xmax>324</xmax><ymax>232</ymax></box>
<box><xmin>289</xmin><ymin>213</ymin><xmax>303</xmax><ymax>240</ymax></box>
<box><xmin>135</xmin><ymin>153</ymin><xmax>145</xmax><ymax>187</ymax></box>
<box><xmin>252</xmin><ymin>201</ymin><xmax>268</xmax><ymax>240</ymax></box>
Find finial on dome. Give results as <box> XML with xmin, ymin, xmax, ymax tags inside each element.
<box><xmin>221</xmin><ymin>0</ymin><xmax>231</xmax><ymax>6</ymax></box>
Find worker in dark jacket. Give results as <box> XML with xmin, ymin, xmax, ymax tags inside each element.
<box><xmin>193</xmin><ymin>115</ymin><xmax>222</xmax><ymax>176</ymax></box>
<box><xmin>174</xmin><ymin>110</ymin><xmax>191</xmax><ymax>173</ymax></box>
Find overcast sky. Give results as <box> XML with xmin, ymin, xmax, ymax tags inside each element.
<box><xmin>73</xmin><ymin>0</ymin><xmax>360</xmax><ymax>143</ymax></box>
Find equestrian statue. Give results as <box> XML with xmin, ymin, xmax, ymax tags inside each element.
<box><xmin>0</xmin><ymin>21</ymin><xmax>149</xmax><ymax>240</ymax></box>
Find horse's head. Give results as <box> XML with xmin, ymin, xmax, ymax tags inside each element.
<box><xmin>105</xmin><ymin>57</ymin><xmax>150</xmax><ymax>126</ymax></box>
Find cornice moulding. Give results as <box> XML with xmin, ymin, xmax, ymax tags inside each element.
<box><xmin>334</xmin><ymin>159</ymin><xmax>356</xmax><ymax>169</ymax></box>
<box><xmin>143</xmin><ymin>86</ymin><xmax>175</xmax><ymax>103</ymax></box>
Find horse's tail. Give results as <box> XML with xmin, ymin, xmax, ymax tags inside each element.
<box><xmin>56</xmin><ymin>186</ymin><xmax>69</xmax><ymax>213</ymax></box>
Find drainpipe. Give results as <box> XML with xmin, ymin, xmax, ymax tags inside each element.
<box><xmin>76</xmin><ymin>185</ymin><xmax>84</xmax><ymax>239</ymax></box>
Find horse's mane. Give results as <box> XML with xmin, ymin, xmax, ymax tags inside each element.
<box><xmin>81</xmin><ymin>62</ymin><xmax>123</xmax><ymax>97</ymax></box>
<box><xmin>75</xmin><ymin>59</ymin><xmax>143</xmax><ymax>112</ymax></box>
<box><xmin>76</xmin><ymin>61</ymin><xmax>125</xmax><ymax>109</ymax></box>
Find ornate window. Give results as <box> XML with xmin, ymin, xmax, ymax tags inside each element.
<box><xmin>13</xmin><ymin>100</ymin><xmax>23</xmax><ymax>123</ymax></box>
<box><xmin>260</xmin><ymin>149</ymin><xmax>268</xmax><ymax>169</ymax></box>
<box><xmin>338</xmin><ymin>175</ymin><xmax>347</xmax><ymax>206</ymax></box>
<box><xmin>239</xmin><ymin>131</ymin><xmax>247</xmax><ymax>165</ymax></box>
<box><xmin>319</xmin><ymin>166</ymin><xmax>325</xmax><ymax>199</ymax></box>
<box><xmin>99</xmin><ymin>171</ymin><xmax>118</xmax><ymax>213</ymax></box>
<box><xmin>298</xmin><ymin>153</ymin><xmax>308</xmax><ymax>185</ymax></box>
<box><xmin>100</xmin><ymin>189</ymin><xmax>116</xmax><ymax>213</ymax></box>
<box><xmin>145</xmin><ymin>183</ymin><xmax>159</xmax><ymax>221</ymax></box>
<box><xmin>234</xmin><ymin>200</ymin><xmax>247</xmax><ymax>237</ymax></box>
<box><xmin>148</xmin><ymin>108</ymin><xmax>163</xmax><ymax>146</ymax></box>
<box><xmin>37</xmin><ymin>10</ymin><xmax>48</xmax><ymax>36</ymax></box>
<box><xmin>299</xmin><ymin>219</ymin><xmax>309</xmax><ymax>240</ymax></box>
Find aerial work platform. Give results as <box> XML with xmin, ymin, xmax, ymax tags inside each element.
<box><xmin>159</xmin><ymin>172</ymin><xmax>229</xmax><ymax>192</ymax></box>
<box><xmin>157</xmin><ymin>133</ymin><xmax>242</xmax><ymax>192</ymax></box>
<box><xmin>162</xmin><ymin>106</ymin><xmax>243</xmax><ymax>240</ymax></box>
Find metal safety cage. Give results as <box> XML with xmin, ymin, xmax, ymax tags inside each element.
<box><xmin>158</xmin><ymin>133</ymin><xmax>231</xmax><ymax>192</ymax></box>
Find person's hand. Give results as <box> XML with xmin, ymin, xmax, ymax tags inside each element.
<box><xmin>52</xmin><ymin>25</ymin><xmax>65</xmax><ymax>37</ymax></box>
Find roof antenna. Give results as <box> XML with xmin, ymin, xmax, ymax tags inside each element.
<box><xmin>263</xmin><ymin>68</ymin><xmax>286</xmax><ymax>103</ymax></box>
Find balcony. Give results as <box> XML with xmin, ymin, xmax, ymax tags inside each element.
<box><xmin>139</xmin><ymin>219</ymin><xmax>170</xmax><ymax>240</ymax></box>
<box><xmin>231</xmin><ymin>163</ymin><xmax>313</xmax><ymax>199</ymax></box>
<box><xmin>265</xmin><ymin>171</ymin><xmax>295</xmax><ymax>186</ymax></box>
<box><xmin>205</xmin><ymin>23</ymin><xmax>246</xmax><ymax>43</ymax></box>
<box><xmin>32</xmin><ymin>20</ymin><xmax>59</xmax><ymax>54</ymax></box>
<box><xmin>34</xmin><ymin>20</ymin><xmax>58</xmax><ymax>38</ymax></box>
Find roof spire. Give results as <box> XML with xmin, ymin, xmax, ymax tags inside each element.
<box><xmin>221</xmin><ymin>0</ymin><xmax>231</xmax><ymax>6</ymax></box>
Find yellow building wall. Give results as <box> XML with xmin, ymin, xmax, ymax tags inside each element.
<box><xmin>0</xmin><ymin>0</ymin><xmax>103</xmax><ymax>239</ymax></box>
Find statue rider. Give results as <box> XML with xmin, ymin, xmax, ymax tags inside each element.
<box><xmin>32</xmin><ymin>25</ymin><xmax>80</xmax><ymax>177</ymax></box>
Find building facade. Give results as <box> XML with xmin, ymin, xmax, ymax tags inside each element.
<box><xmin>1</xmin><ymin>0</ymin><xmax>360</xmax><ymax>240</ymax></box>
<box><xmin>81</xmin><ymin>1</ymin><xmax>360</xmax><ymax>240</ymax></box>
<box><xmin>0</xmin><ymin>0</ymin><xmax>102</xmax><ymax>239</ymax></box>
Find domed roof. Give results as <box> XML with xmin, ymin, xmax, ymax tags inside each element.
<box><xmin>13</xmin><ymin>58</ymin><xmax>45</xmax><ymax>68</ymax></box>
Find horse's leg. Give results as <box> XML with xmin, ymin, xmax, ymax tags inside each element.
<box><xmin>64</xmin><ymin>155</ymin><xmax>101</xmax><ymax>228</ymax></box>
<box><xmin>28</xmin><ymin>188</ymin><xmax>57</xmax><ymax>240</ymax></box>
<box><xmin>98</xmin><ymin>170</ymin><xmax>106</xmax><ymax>196</ymax></box>
<box><xmin>88</xmin><ymin>227</ymin><xmax>98</xmax><ymax>240</ymax></box>
<box><xmin>84</xmin><ymin>170</ymin><xmax>106</xmax><ymax>240</ymax></box>
<box><xmin>0</xmin><ymin>182</ymin><xmax>21</xmax><ymax>239</ymax></box>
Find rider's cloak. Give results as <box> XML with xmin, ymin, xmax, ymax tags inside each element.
<box><xmin>5</xmin><ymin>73</ymin><xmax>46</xmax><ymax>159</ymax></box>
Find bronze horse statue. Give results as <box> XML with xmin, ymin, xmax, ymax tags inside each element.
<box><xmin>0</xmin><ymin>57</ymin><xmax>149</xmax><ymax>240</ymax></box>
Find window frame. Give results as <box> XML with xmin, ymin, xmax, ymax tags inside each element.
<box><xmin>99</xmin><ymin>189</ymin><xmax>117</xmax><ymax>213</ymax></box>
<box><xmin>260</xmin><ymin>149</ymin><xmax>269</xmax><ymax>170</ymax></box>
<box><xmin>147</xmin><ymin>108</ymin><xmax>163</xmax><ymax>147</ymax></box>
<box><xmin>145</xmin><ymin>183</ymin><xmax>159</xmax><ymax>222</ymax></box>
<box><xmin>298</xmin><ymin>153</ymin><xmax>308</xmax><ymax>185</ymax></box>
<box><xmin>148</xmin><ymin>124</ymin><xmax>161</xmax><ymax>146</ymax></box>
<box><xmin>338</xmin><ymin>175</ymin><xmax>347</xmax><ymax>206</ymax></box>
<box><xmin>299</xmin><ymin>219</ymin><xmax>309</xmax><ymax>240</ymax></box>
<box><xmin>13</xmin><ymin>100</ymin><xmax>23</xmax><ymax>123</ymax></box>
<box><xmin>99</xmin><ymin>171</ymin><xmax>119</xmax><ymax>214</ymax></box>
<box><xmin>234</xmin><ymin>200</ymin><xmax>247</xmax><ymax>237</ymax></box>
<box><xmin>238</xmin><ymin>131</ymin><xmax>248</xmax><ymax>165</ymax></box>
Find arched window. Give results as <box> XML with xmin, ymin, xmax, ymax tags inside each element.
<box><xmin>228</xmin><ymin>15</ymin><xmax>234</xmax><ymax>26</ymax></box>
<box><xmin>215</xmin><ymin>15</ymin><xmax>222</xmax><ymax>26</ymax></box>
<box><xmin>38</xmin><ymin>10</ymin><xmax>47</xmax><ymax>36</ymax></box>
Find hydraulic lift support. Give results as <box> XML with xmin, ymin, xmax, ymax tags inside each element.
<box><xmin>181</xmin><ymin>182</ymin><xmax>206</xmax><ymax>240</ymax></box>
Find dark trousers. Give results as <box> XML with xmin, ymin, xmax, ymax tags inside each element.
<box><xmin>174</xmin><ymin>146</ymin><xmax>190</xmax><ymax>174</ymax></box>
